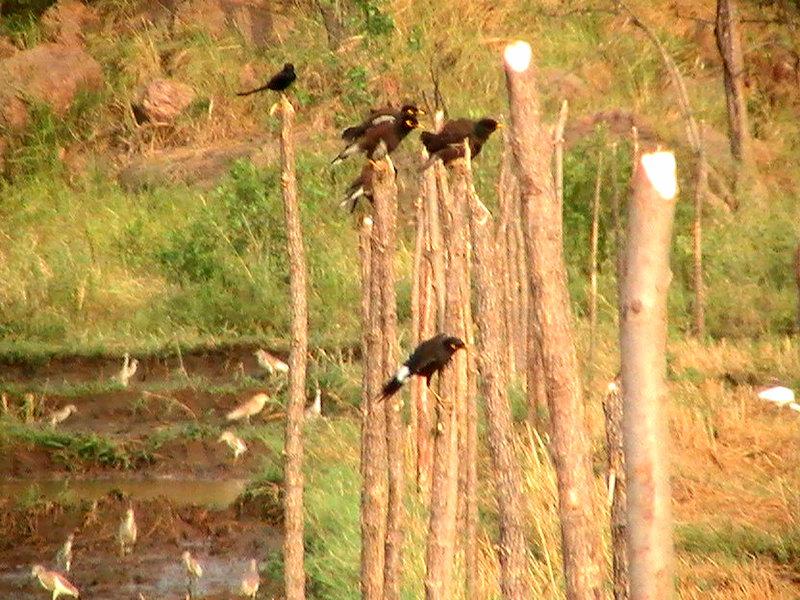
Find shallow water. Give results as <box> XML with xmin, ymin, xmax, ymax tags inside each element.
<box><xmin>0</xmin><ymin>477</ymin><xmax>248</xmax><ymax>508</ymax></box>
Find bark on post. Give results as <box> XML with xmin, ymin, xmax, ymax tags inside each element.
<box><xmin>603</xmin><ymin>378</ymin><xmax>629</xmax><ymax>600</ymax></box>
<box><xmin>425</xmin><ymin>158</ymin><xmax>469</xmax><ymax>600</ymax></box>
<box><xmin>470</xmin><ymin>192</ymin><xmax>532</xmax><ymax>600</ymax></box>
<box><xmin>503</xmin><ymin>41</ymin><xmax>605</xmax><ymax>600</ymax></box>
<box><xmin>279</xmin><ymin>95</ymin><xmax>308</xmax><ymax>600</ymax></box>
<box><xmin>360</xmin><ymin>170</ymin><xmax>387</xmax><ymax>599</ymax></box>
<box><xmin>692</xmin><ymin>126</ymin><xmax>707</xmax><ymax>338</ymax></box>
<box><xmin>619</xmin><ymin>151</ymin><xmax>678</xmax><ymax>600</ymax></box>
<box><xmin>374</xmin><ymin>159</ymin><xmax>402</xmax><ymax>600</ymax></box>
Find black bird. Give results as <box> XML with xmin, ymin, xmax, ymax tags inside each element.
<box><xmin>341</xmin><ymin>162</ymin><xmax>399</xmax><ymax>212</ymax></box>
<box><xmin>379</xmin><ymin>333</ymin><xmax>466</xmax><ymax>400</ymax></box>
<box><xmin>236</xmin><ymin>63</ymin><xmax>296</xmax><ymax>96</ymax></box>
<box><xmin>420</xmin><ymin>118</ymin><xmax>502</xmax><ymax>168</ymax></box>
<box><xmin>331</xmin><ymin>115</ymin><xmax>420</xmax><ymax>166</ymax></box>
<box><xmin>341</xmin><ymin>104</ymin><xmax>425</xmax><ymax>142</ymax></box>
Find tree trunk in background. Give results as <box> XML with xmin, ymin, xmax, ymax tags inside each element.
<box><xmin>715</xmin><ymin>0</ymin><xmax>752</xmax><ymax>171</ymax></box>
<box><xmin>359</xmin><ymin>199</ymin><xmax>386</xmax><ymax>599</ymax></box>
<box><xmin>374</xmin><ymin>160</ymin><xmax>402</xmax><ymax>600</ymax></box>
<box><xmin>470</xmin><ymin>193</ymin><xmax>532</xmax><ymax>600</ymax></box>
<box><xmin>603</xmin><ymin>378</ymin><xmax>629</xmax><ymax>600</ymax></box>
<box><xmin>589</xmin><ymin>150</ymin><xmax>603</xmax><ymax>358</ymax></box>
<box><xmin>692</xmin><ymin>126</ymin><xmax>707</xmax><ymax>338</ymax></box>
<box><xmin>504</xmin><ymin>41</ymin><xmax>605</xmax><ymax>600</ymax></box>
<box><xmin>279</xmin><ymin>95</ymin><xmax>307</xmax><ymax>600</ymax></box>
<box><xmin>425</xmin><ymin>159</ymin><xmax>468</xmax><ymax>600</ymax></box>
<box><xmin>619</xmin><ymin>152</ymin><xmax>678</xmax><ymax>600</ymax></box>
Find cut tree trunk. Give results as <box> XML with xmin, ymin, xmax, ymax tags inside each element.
<box><xmin>603</xmin><ymin>378</ymin><xmax>629</xmax><ymax>600</ymax></box>
<box><xmin>425</xmin><ymin>159</ymin><xmax>469</xmax><ymax>600</ymax></box>
<box><xmin>619</xmin><ymin>151</ymin><xmax>678</xmax><ymax>600</ymax></box>
<box><xmin>279</xmin><ymin>95</ymin><xmax>308</xmax><ymax>600</ymax></box>
<box><xmin>470</xmin><ymin>189</ymin><xmax>532</xmax><ymax>600</ymax></box>
<box><xmin>504</xmin><ymin>41</ymin><xmax>605</xmax><ymax>600</ymax></box>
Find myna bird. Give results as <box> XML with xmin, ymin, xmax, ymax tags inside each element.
<box><xmin>30</xmin><ymin>565</ymin><xmax>79</xmax><ymax>600</ymax></box>
<box><xmin>332</xmin><ymin>115</ymin><xmax>420</xmax><ymax>166</ymax></box>
<box><xmin>341</xmin><ymin>104</ymin><xmax>425</xmax><ymax>142</ymax></box>
<box><xmin>236</xmin><ymin>63</ymin><xmax>296</xmax><ymax>95</ymax></box>
<box><xmin>254</xmin><ymin>348</ymin><xmax>289</xmax><ymax>375</ymax></box>
<box><xmin>420</xmin><ymin>117</ymin><xmax>502</xmax><ymax>168</ymax></box>
<box><xmin>341</xmin><ymin>162</ymin><xmax>399</xmax><ymax>212</ymax></box>
<box><xmin>49</xmin><ymin>404</ymin><xmax>77</xmax><ymax>427</ymax></box>
<box><xmin>379</xmin><ymin>333</ymin><xmax>466</xmax><ymax>400</ymax></box>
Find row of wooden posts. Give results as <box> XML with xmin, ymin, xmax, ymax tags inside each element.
<box><xmin>276</xmin><ymin>43</ymin><xmax>679</xmax><ymax>600</ymax></box>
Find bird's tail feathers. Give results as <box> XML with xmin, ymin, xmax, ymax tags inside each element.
<box><xmin>331</xmin><ymin>143</ymin><xmax>359</xmax><ymax>166</ymax></box>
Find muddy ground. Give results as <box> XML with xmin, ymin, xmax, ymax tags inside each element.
<box><xmin>0</xmin><ymin>346</ymin><xmax>289</xmax><ymax>599</ymax></box>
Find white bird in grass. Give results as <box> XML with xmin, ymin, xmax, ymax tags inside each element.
<box><xmin>226</xmin><ymin>393</ymin><xmax>269</xmax><ymax>424</ymax></box>
<box><xmin>55</xmin><ymin>533</ymin><xmax>74</xmax><ymax>572</ymax></box>
<box><xmin>49</xmin><ymin>405</ymin><xmax>77</xmax><ymax>427</ymax></box>
<box><xmin>31</xmin><ymin>564</ymin><xmax>79</xmax><ymax>599</ymax></box>
<box><xmin>304</xmin><ymin>388</ymin><xmax>322</xmax><ymax>421</ymax></box>
<box><xmin>181</xmin><ymin>550</ymin><xmax>203</xmax><ymax>598</ymax></box>
<box><xmin>254</xmin><ymin>349</ymin><xmax>289</xmax><ymax>375</ymax></box>
<box><xmin>757</xmin><ymin>385</ymin><xmax>799</xmax><ymax>411</ymax></box>
<box><xmin>218</xmin><ymin>430</ymin><xmax>248</xmax><ymax>462</ymax></box>
<box><xmin>118</xmin><ymin>507</ymin><xmax>137</xmax><ymax>556</ymax></box>
<box><xmin>117</xmin><ymin>353</ymin><xmax>139</xmax><ymax>388</ymax></box>
<box><xmin>240</xmin><ymin>558</ymin><xmax>260</xmax><ymax>599</ymax></box>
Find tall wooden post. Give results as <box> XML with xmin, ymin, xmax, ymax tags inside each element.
<box><xmin>503</xmin><ymin>41</ymin><xmax>605</xmax><ymax>600</ymax></box>
<box><xmin>279</xmin><ymin>94</ymin><xmax>308</xmax><ymax>600</ymax></box>
<box><xmin>619</xmin><ymin>151</ymin><xmax>678</xmax><ymax>600</ymax></box>
<box><xmin>470</xmin><ymin>190</ymin><xmax>532</xmax><ymax>600</ymax></box>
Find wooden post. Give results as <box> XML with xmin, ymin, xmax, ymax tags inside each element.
<box><xmin>504</xmin><ymin>41</ymin><xmax>605</xmax><ymax>600</ymax></box>
<box><xmin>603</xmin><ymin>378</ymin><xmax>629</xmax><ymax>600</ymax></box>
<box><xmin>360</xmin><ymin>195</ymin><xmax>387</xmax><ymax>599</ymax></box>
<box><xmin>470</xmin><ymin>190</ymin><xmax>532</xmax><ymax>600</ymax></box>
<box><xmin>619</xmin><ymin>151</ymin><xmax>678</xmax><ymax>600</ymax></box>
<box><xmin>279</xmin><ymin>94</ymin><xmax>308</xmax><ymax>600</ymax></box>
<box><xmin>375</xmin><ymin>159</ymin><xmax>403</xmax><ymax>600</ymax></box>
<box><xmin>425</xmin><ymin>157</ymin><xmax>469</xmax><ymax>600</ymax></box>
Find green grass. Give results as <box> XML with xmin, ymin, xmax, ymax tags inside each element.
<box><xmin>677</xmin><ymin>522</ymin><xmax>800</xmax><ymax>568</ymax></box>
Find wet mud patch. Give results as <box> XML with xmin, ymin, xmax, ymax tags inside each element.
<box><xmin>0</xmin><ymin>492</ymin><xmax>282</xmax><ymax>599</ymax></box>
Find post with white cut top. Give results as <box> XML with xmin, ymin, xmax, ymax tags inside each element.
<box><xmin>619</xmin><ymin>151</ymin><xmax>678</xmax><ymax>600</ymax></box>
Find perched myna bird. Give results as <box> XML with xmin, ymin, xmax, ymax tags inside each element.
<box><xmin>341</xmin><ymin>104</ymin><xmax>425</xmax><ymax>142</ymax></box>
<box><xmin>236</xmin><ymin>63</ymin><xmax>296</xmax><ymax>95</ymax></box>
<box><xmin>226</xmin><ymin>392</ymin><xmax>269</xmax><ymax>423</ymax></box>
<box><xmin>420</xmin><ymin>117</ymin><xmax>502</xmax><ymax>168</ymax></box>
<box><xmin>240</xmin><ymin>558</ymin><xmax>260</xmax><ymax>599</ymax></box>
<box><xmin>118</xmin><ymin>507</ymin><xmax>137</xmax><ymax>556</ymax></box>
<box><xmin>379</xmin><ymin>333</ymin><xmax>466</xmax><ymax>400</ymax></box>
<box><xmin>332</xmin><ymin>115</ymin><xmax>420</xmax><ymax>166</ymax></box>
<box><xmin>341</xmin><ymin>162</ymin><xmax>398</xmax><ymax>212</ymax></box>
<box><xmin>218</xmin><ymin>430</ymin><xmax>248</xmax><ymax>462</ymax></box>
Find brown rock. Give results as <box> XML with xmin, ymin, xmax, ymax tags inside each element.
<box><xmin>0</xmin><ymin>43</ymin><xmax>104</xmax><ymax>128</ymax></box>
<box><xmin>41</xmin><ymin>0</ymin><xmax>100</xmax><ymax>45</ymax></box>
<box><xmin>138</xmin><ymin>79</ymin><xmax>197</xmax><ymax>124</ymax></box>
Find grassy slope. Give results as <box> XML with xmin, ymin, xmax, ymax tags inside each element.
<box><xmin>2</xmin><ymin>0</ymin><xmax>800</xmax><ymax>598</ymax></box>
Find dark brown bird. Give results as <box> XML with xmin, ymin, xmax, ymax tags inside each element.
<box><xmin>236</xmin><ymin>63</ymin><xmax>296</xmax><ymax>96</ymax></box>
<box><xmin>379</xmin><ymin>333</ymin><xmax>466</xmax><ymax>401</ymax></box>
<box><xmin>341</xmin><ymin>104</ymin><xmax>425</xmax><ymax>142</ymax></box>
<box><xmin>420</xmin><ymin>118</ymin><xmax>502</xmax><ymax>168</ymax></box>
<box><xmin>331</xmin><ymin>115</ymin><xmax>420</xmax><ymax>166</ymax></box>
<box><xmin>341</xmin><ymin>162</ymin><xmax>398</xmax><ymax>212</ymax></box>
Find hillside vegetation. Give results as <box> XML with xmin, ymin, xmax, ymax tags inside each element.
<box><xmin>0</xmin><ymin>0</ymin><xmax>798</xmax><ymax>353</ymax></box>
